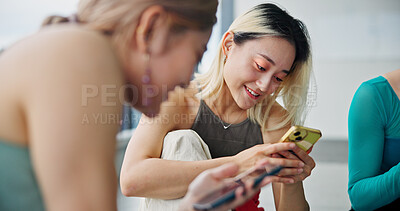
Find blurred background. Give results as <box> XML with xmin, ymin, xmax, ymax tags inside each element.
<box><xmin>1</xmin><ymin>0</ymin><xmax>399</xmax><ymax>210</ymax></box>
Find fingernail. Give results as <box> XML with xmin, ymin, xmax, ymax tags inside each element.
<box><xmin>298</xmin><ymin>168</ymin><xmax>303</xmax><ymax>173</ymax></box>
<box><xmin>299</xmin><ymin>162</ymin><xmax>305</xmax><ymax>167</ymax></box>
<box><xmin>290</xmin><ymin>143</ymin><xmax>296</xmax><ymax>148</ymax></box>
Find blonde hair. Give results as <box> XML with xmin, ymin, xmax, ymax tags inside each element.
<box><xmin>42</xmin><ymin>0</ymin><xmax>218</xmax><ymax>64</ymax></box>
<box><xmin>195</xmin><ymin>3</ymin><xmax>313</xmax><ymax>131</ymax></box>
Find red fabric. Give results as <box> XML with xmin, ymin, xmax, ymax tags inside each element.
<box><xmin>234</xmin><ymin>190</ymin><xmax>264</xmax><ymax>211</ymax></box>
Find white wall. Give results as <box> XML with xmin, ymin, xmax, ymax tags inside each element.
<box><xmin>0</xmin><ymin>0</ymin><xmax>79</xmax><ymax>48</ymax></box>
<box><xmin>235</xmin><ymin>0</ymin><xmax>400</xmax><ymax>140</ymax></box>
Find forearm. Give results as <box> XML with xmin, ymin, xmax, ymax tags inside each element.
<box><xmin>120</xmin><ymin>157</ymin><xmax>233</xmax><ymax>199</ymax></box>
<box><xmin>348</xmin><ymin>164</ymin><xmax>400</xmax><ymax>210</ymax></box>
<box><xmin>275</xmin><ymin>182</ymin><xmax>309</xmax><ymax>211</ymax></box>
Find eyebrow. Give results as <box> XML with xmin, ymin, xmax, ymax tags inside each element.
<box><xmin>258</xmin><ymin>53</ymin><xmax>290</xmax><ymax>74</ymax></box>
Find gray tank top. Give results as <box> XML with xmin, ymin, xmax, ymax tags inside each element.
<box><xmin>191</xmin><ymin>100</ymin><xmax>264</xmax><ymax>158</ymax></box>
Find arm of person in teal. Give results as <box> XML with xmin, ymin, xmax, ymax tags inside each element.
<box><xmin>348</xmin><ymin>82</ymin><xmax>400</xmax><ymax>210</ymax></box>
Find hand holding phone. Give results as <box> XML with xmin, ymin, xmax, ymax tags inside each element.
<box><xmin>273</xmin><ymin>126</ymin><xmax>319</xmax><ymax>185</ymax></box>
<box><xmin>192</xmin><ymin>164</ymin><xmax>282</xmax><ymax>211</ymax></box>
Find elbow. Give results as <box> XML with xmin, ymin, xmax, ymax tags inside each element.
<box><xmin>348</xmin><ymin>198</ymin><xmax>363</xmax><ymax>211</ymax></box>
<box><xmin>120</xmin><ymin>181</ymin><xmax>135</xmax><ymax>197</ymax></box>
<box><xmin>349</xmin><ymin>199</ymin><xmax>363</xmax><ymax>211</ymax></box>
<box><xmin>120</xmin><ymin>176</ymin><xmax>141</xmax><ymax>197</ymax></box>
<box><xmin>120</xmin><ymin>170</ymin><xmax>143</xmax><ymax>197</ymax></box>
<box><xmin>348</xmin><ymin>186</ymin><xmax>363</xmax><ymax>211</ymax></box>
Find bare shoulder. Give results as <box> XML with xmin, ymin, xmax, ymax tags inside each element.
<box><xmin>262</xmin><ymin>101</ymin><xmax>291</xmax><ymax>144</ymax></box>
<box><xmin>36</xmin><ymin>25</ymin><xmax>114</xmax><ymax>56</ymax></box>
<box><xmin>0</xmin><ymin>25</ymin><xmax>123</xmax><ymax>144</ymax></box>
<box><xmin>12</xmin><ymin>25</ymin><xmax>123</xmax><ymax>99</ymax></box>
<box><xmin>9</xmin><ymin>26</ymin><xmax>124</xmax><ymax>134</ymax></box>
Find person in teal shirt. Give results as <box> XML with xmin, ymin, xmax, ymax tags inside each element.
<box><xmin>348</xmin><ymin>69</ymin><xmax>400</xmax><ymax>210</ymax></box>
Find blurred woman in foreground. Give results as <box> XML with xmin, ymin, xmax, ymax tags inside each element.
<box><xmin>0</xmin><ymin>0</ymin><xmax>217</xmax><ymax>210</ymax></box>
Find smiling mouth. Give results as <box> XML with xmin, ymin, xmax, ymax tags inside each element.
<box><xmin>244</xmin><ymin>85</ymin><xmax>261</xmax><ymax>98</ymax></box>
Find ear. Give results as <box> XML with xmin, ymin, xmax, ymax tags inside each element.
<box><xmin>134</xmin><ymin>5</ymin><xmax>169</xmax><ymax>54</ymax></box>
<box><xmin>221</xmin><ymin>31</ymin><xmax>234</xmax><ymax>57</ymax></box>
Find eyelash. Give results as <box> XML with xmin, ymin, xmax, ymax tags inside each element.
<box><xmin>273</xmin><ymin>76</ymin><xmax>283</xmax><ymax>82</ymax></box>
<box><xmin>256</xmin><ymin>63</ymin><xmax>266</xmax><ymax>71</ymax></box>
<box><xmin>256</xmin><ymin>63</ymin><xmax>283</xmax><ymax>82</ymax></box>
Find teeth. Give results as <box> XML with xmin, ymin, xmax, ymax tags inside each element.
<box><xmin>246</xmin><ymin>87</ymin><xmax>260</xmax><ymax>97</ymax></box>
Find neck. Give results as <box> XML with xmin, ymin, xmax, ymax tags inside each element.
<box><xmin>206</xmin><ymin>82</ymin><xmax>247</xmax><ymax>123</ymax></box>
<box><xmin>383</xmin><ymin>69</ymin><xmax>400</xmax><ymax>89</ymax></box>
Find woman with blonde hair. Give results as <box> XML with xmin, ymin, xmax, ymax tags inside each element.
<box><xmin>121</xmin><ymin>3</ymin><xmax>315</xmax><ymax>210</ymax></box>
<box><xmin>0</xmin><ymin>0</ymin><xmax>218</xmax><ymax>210</ymax></box>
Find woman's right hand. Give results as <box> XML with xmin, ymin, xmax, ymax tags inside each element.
<box><xmin>180</xmin><ymin>159</ymin><xmax>286</xmax><ymax>211</ymax></box>
<box><xmin>232</xmin><ymin>143</ymin><xmax>305</xmax><ymax>183</ymax></box>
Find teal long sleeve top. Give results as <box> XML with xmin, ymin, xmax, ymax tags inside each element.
<box><xmin>348</xmin><ymin>76</ymin><xmax>400</xmax><ymax>210</ymax></box>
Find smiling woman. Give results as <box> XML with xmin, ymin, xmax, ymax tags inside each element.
<box><xmin>120</xmin><ymin>3</ymin><xmax>315</xmax><ymax>211</ymax></box>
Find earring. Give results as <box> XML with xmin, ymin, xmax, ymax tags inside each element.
<box><xmin>223</xmin><ymin>56</ymin><xmax>227</xmax><ymax>64</ymax></box>
<box><xmin>141</xmin><ymin>53</ymin><xmax>151</xmax><ymax>84</ymax></box>
<box><xmin>141</xmin><ymin>53</ymin><xmax>153</xmax><ymax>106</ymax></box>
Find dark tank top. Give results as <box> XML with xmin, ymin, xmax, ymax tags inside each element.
<box><xmin>191</xmin><ymin>100</ymin><xmax>264</xmax><ymax>158</ymax></box>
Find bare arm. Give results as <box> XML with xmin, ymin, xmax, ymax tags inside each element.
<box><xmin>120</xmin><ymin>91</ymin><xmax>233</xmax><ymax>199</ymax></box>
<box><xmin>24</xmin><ymin>28</ymin><xmax>122</xmax><ymax>211</ymax></box>
<box><xmin>263</xmin><ymin>103</ymin><xmax>311</xmax><ymax>211</ymax></box>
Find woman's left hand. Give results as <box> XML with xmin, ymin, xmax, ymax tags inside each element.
<box><xmin>272</xmin><ymin>146</ymin><xmax>316</xmax><ymax>183</ymax></box>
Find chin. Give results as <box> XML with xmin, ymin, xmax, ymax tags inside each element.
<box><xmin>143</xmin><ymin>111</ymin><xmax>158</xmax><ymax>118</ymax></box>
<box><xmin>139</xmin><ymin>105</ymin><xmax>161</xmax><ymax>118</ymax></box>
<box><xmin>236</xmin><ymin>97</ymin><xmax>257</xmax><ymax>110</ymax></box>
<box><xmin>126</xmin><ymin>99</ymin><xmax>161</xmax><ymax>118</ymax></box>
<box><xmin>126</xmin><ymin>89</ymin><xmax>168</xmax><ymax>118</ymax></box>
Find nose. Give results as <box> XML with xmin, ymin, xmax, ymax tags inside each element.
<box><xmin>255</xmin><ymin>75</ymin><xmax>271</xmax><ymax>93</ymax></box>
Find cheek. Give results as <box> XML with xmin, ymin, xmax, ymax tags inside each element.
<box><xmin>172</xmin><ymin>57</ymin><xmax>196</xmax><ymax>85</ymax></box>
<box><xmin>268</xmin><ymin>83</ymin><xmax>281</xmax><ymax>94</ymax></box>
<box><xmin>158</xmin><ymin>52</ymin><xmax>195</xmax><ymax>84</ymax></box>
<box><xmin>224</xmin><ymin>68</ymin><xmax>257</xmax><ymax>95</ymax></box>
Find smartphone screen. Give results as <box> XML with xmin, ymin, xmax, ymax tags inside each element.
<box><xmin>192</xmin><ymin>165</ymin><xmax>282</xmax><ymax>210</ymax></box>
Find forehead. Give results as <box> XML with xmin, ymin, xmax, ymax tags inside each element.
<box><xmin>237</xmin><ymin>36</ymin><xmax>296</xmax><ymax>67</ymax></box>
<box><xmin>241</xmin><ymin>36</ymin><xmax>294</xmax><ymax>53</ymax></box>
